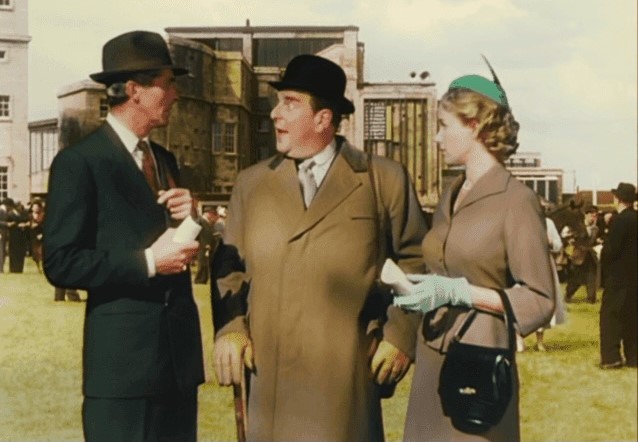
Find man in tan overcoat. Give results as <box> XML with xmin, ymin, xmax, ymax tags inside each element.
<box><xmin>211</xmin><ymin>55</ymin><xmax>428</xmax><ymax>441</ymax></box>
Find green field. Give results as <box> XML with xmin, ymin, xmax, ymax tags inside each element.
<box><xmin>0</xmin><ymin>260</ymin><xmax>636</xmax><ymax>441</ymax></box>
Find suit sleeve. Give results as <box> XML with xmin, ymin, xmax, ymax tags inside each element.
<box><xmin>379</xmin><ymin>162</ymin><xmax>429</xmax><ymax>360</ymax></box>
<box><xmin>503</xmin><ymin>188</ymin><xmax>555</xmax><ymax>336</ymax></box>
<box><xmin>211</xmin><ymin>173</ymin><xmax>250</xmax><ymax>338</ymax></box>
<box><xmin>601</xmin><ymin>213</ymin><xmax>627</xmax><ymax>266</ymax></box>
<box><xmin>43</xmin><ymin>149</ymin><xmax>148</xmax><ymax>290</ymax></box>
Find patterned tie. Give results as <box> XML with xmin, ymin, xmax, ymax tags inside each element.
<box><xmin>137</xmin><ymin>140</ymin><xmax>160</xmax><ymax>194</ymax></box>
<box><xmin>298</xmin><ymin>159</ymin><xmax>317</xmax><ymax>208</ymax></box>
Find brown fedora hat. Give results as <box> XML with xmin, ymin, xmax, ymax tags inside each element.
<box><xmin>269</xmin><ymin>54</ymin><xmax>355</xmax><ymax>115</ymax></box>
<box><xmin>90</xmin><ymin>30</ymin><xmax>187</xmax><ymax>84</ymax></box>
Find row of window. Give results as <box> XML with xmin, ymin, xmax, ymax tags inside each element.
<box><xmin>0</xmin><ymin>0</ymin><xmax>13</xmax><ymax>9</ymax></box>
<box><xmin>25</xmin><ymin>120</ymin><xmax>238</xmax><ymax>176</ymax></box>
<box><xmin>0</xmin><ymin>95</ymin><xmax>10</xmax><ymax>119</ymax></box>
<box><xmin>0</xmin><ymin>166</ymin><xmax>8</xmax><ymax>201</ymax></box>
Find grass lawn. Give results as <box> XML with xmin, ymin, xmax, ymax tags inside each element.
<box><xmin>0</xmin><ymin>260</ymin><xmax>636</xmax><ymax>441</ymax></box>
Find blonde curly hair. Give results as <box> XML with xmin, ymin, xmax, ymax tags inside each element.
<box><xmin>440</xmin><ymin>88</ymin><xmax>520</xmax><ymax>163</ymax></box>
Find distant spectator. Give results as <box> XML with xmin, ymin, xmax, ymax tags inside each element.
<box><xmin>0</xmin><ymin>198</ymin><xmax>11</xmax><ymax>273</ymax></box>
<box><xmin>564</xmin><ymin>205</ymin><xmax>598</xmax><ymax>303</ymax></box>
<box><xmin>29</xmin><ymin>199</ymin><xmax>45</xmax><ymax>272</ymax></box>
<box><xmin>194</xmin><ymin>208</ymin><xmax>222</xmax><ymax>284</ymax></box>
<box><xmin>7</xmin><ymin>201</ymin><xmax>30</xmax><ymax>273</ymax></box>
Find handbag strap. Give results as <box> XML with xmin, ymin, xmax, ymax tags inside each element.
<box><xmin>451</xmin><ymin>289</ymin><xmax>516</xmax><ymax>359</ymax></box>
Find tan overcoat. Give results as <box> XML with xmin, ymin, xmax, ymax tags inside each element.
<box><xmin>403</xmin><ymin>165</ymin><xmax>555</xmax><ymax>442</ymax></box>
<box><xmin>213</xmin><ymin>137</ymin><xmax>427</xmax><ymax>441</ymax></box>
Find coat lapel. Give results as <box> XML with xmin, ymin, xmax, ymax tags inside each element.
<box><xmin>290</xmin><ymin>139</ymin><xmax>366</xmax><ymax>241</ymax></box>
<box><xmin>265</xmin><ymin>156</ymin><xmax>307</xmax><ymax>223</ymax></box>
<box><xmin>453</xmin><ymin>165</ymin><xmax>511</xmax><ymax>214</ymax></box>
<box><xmin>101</xmin><ymin>124</ymin><xmax>160</xmax><ymax>209</ymax></box>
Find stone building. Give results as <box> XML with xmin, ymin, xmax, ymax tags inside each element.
<box><xmin>0</xmin><ymin>0</ymin><xmax>30</xmax><ymax>202</ymax></box>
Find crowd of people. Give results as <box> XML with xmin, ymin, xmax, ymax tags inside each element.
<box><xmin>1</xmin><ymin>29</ymin><xmax>635</xmax><ymax>442</ymax></box>
<box><xmin>0</xmin><ymin>197</ymin><xmax>46</xmax><ymax>274</ymax></box>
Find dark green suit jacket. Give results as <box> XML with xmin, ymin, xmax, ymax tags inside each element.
<box><xmin>43</xmin><ymin>123</ymin><xmax>204</xmax><ymax>398</ymax></box>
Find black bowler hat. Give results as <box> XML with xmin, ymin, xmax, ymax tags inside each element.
<box><xmin>90</xmin><ymin>30</ymin><xmax>187</xmax><ymax>84</ymax></box>
<box><xmin>611</xmin><ymin>182</ymin><xmax>636</xmax><ymax>203</ymax></box>
<box><xmin>269</xmin><ymin>54</ymin><xmax>355</xmax><ymax>114</ymax></box>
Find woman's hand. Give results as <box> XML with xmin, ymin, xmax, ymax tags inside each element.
<box><xmin>393</xmin><ymin>274</ymin><xmax>472</xmax><ymax>314</ymax></box>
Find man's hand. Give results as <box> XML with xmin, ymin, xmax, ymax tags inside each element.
<box><xmin>157</xmin><ymin>188</ymin><xmax>194</xmax><ymax>221</ymax></box>
<box><xmin>370</xmin><ymin>340</ymin><xmax>411</xmax><ymax>385</ymax></box>
<box><xmin>150</xmin><ymin>228</ymin><xmax>199</xmax><ymax>275</ymax></box>
<box><xmin>214</xmin><ymin>332</ymin><xmax>254</xmax><ymax>386</ymax></box>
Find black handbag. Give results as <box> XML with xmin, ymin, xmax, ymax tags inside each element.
<box><xmin>438</xmin><ymin>289</ymin><xmax>515</xmax><ymax>434</ymax></box>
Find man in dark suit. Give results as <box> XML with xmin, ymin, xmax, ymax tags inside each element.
<box><xmin>0</xmin><ymin>198</ymin><xmax>10</xmax><ymax>273</ymax></box>
<box><xmin>194</xmin><ymin>208</ymin><xmax>222</xmax><ymax>284</ymax></box>
<box><xmin>43</xmin><ymin>31</ymin><xmax>204</xmax><ymax>441</ymax></box>
<box><xmin>600</xmin><ymin>182</ymin><xmax>637</xmax><ymax>368</ymax></box>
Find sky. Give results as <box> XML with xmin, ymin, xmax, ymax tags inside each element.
<box><xmin>28</xmin><ymin>0</ymin><xmax>637</xmax><ymax>192</ymax></box>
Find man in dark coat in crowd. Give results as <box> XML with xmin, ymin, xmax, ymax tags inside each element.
<box><xmin>600</xmin><ymin>182</ymin><xmax>637</xmax><ymax>368</ymax></box>
<box><xmin>0</xmin><ymin>198</ymin><xmax>10</xmax><ymax>273</ymax></box>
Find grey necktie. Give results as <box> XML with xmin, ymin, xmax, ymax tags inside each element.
<box><xmin>298</xmin><ymin>159</ymin><xmax>317</xmax><ymax>208</ymax></box>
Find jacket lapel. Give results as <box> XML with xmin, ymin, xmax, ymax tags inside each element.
<box><xmin>101</xmin><ymin>124</ymin><xmax>160</xmax><ymax>209</ymax></box>
<box><xmin>453</xmin><ymin>165</ymin><xmax>511</xmax><ymax>214</ymax></box>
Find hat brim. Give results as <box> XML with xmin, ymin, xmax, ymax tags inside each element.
<box><xmin>90</xmin><ymin>65</ymin><xmax>189</xmax><ymax>84</ymax></box>
<box><xmin>611</xmin><ymin>189</ymin><xmax>636</xmax><ymax>202</ymax></box>
<box><xmin>269</xmin><ymin>80</ymin><xmax>355</xmax><ymax>115</ymax></box>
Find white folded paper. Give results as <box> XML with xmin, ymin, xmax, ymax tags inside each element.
<box><xmin>172</xmin><ymin>216</ymin><xmax>202</xmax><ymax>243</ymax></box>
<box><xmin>380</xmin><ymin>258</ymin><xmax>413</xmax><ymax>295</ymax></box>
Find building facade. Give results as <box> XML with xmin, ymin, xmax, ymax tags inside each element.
<box><xmin>504</xmin><ymin>151</ymin><xmax>564</xmax><ymax>205</ymax></box>
<box><xmin>0</xmin><ymin>0</ymin><xmax>30</xmax><ymax>202</ymax></box>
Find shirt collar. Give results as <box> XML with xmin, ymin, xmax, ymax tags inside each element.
<box><xmin>310</xmin><ymin>139</ymin><xmax>337</xmax><ymax>166</ymax></box>
<box><xmin>106</xmin><ymin>113</ymin><xmax>149</xmax><ymax>154</ymax></box>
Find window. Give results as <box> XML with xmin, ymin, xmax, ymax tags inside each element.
<box><xmin>223</xmin><ymin>124</ymin><xmax>236</xmax><ymax>154</ymax></box>
<box><xmin>0</xmin><ymin>0</ymin><xmax>13</xmax><ymax>10</ymax></box>
<box><xmin>212</xmin><ymin>123</ymin><xmax>222</xmax><ymax>154</ymax></box>
<box><xmin>0</xmin><ymin>95</ymin><xmax>10</xmax><ymax>119</ymax></box>
<box><xmin>253</xmin><ymin>38</ymin><xmax>342</xmax><ymax>67</ymax></box>
<box><xmin>99</xmin><ymin>98</ymin><xmax>108</xmax><ymax>119</ymax></box>
<box><xmin>0</xmin><ymin>166</ymin><xmax>8</xmax><ymax>200</ymax></box>
<box><xmin>0</xmin><ymin>49</ymin><xmax>7</xmax><ymax>63</ymax></box>
<box><xmin>212</xmin><ymin>122</ymin><xmax>237</xmax><ymax>154</ymax></box>
<box><xmin>42</xmin><ymin>129</ymin><xmax>58</xmax><ymax>171</ymax></box>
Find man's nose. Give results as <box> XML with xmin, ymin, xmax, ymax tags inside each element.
<box><xmin>270</xmin><ymin>102</ymin><xmax>281</xmax><ymax>120</ymax></box>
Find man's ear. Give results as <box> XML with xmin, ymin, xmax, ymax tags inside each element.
<box><xmin>125</xmin><ymin>80</ymin><xmax>140</xmax><ymax>103</ymax></box>
<box><xmin>314</xmin><ymin>109</ymin><xmax>333</xmax><ymax>132</ymax></box>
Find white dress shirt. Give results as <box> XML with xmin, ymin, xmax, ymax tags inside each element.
<box><xmin>305</xmin><ymin>139</ymin><xmax>337</xmax><ymax>187</ymax></box>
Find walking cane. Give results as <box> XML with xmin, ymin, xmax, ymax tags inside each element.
<box><xmin>233</xmin><ymin>364</ymin><xmax>249</xmax><ymax>442</ymax></box>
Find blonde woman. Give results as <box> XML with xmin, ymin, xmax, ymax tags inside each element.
<box><xmin>395</xmin><ymin>61</ymin><xmax>555</xmax><ymax>441</ymax></box>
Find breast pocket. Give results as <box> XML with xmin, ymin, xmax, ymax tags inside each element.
<box><xmin>348</xmin><ymin>200</ymin><xmax>377</xmax><ymax>222</ymax></box>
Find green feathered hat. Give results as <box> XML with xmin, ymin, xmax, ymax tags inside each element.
<box><xmin>448</xmin><ymin>55</ymin><xmax>509</xmax><ymax>109</ymax></box>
